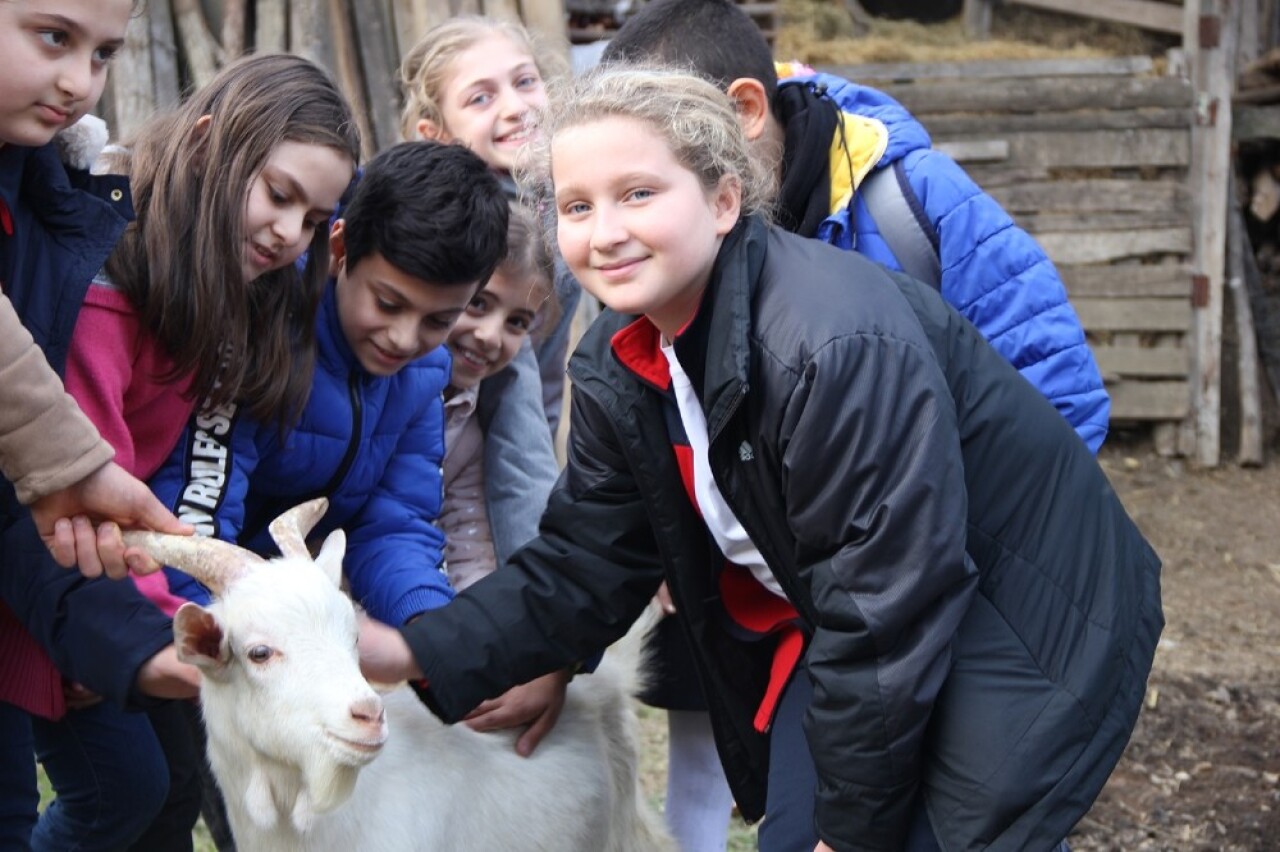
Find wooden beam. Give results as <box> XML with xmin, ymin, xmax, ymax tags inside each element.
<box><xmin>875</xmin><ymin>76</ymin><xmax>1193</xmax><ymax>116</ymax></box>
<box><xmin>354</xmin><ymin>0</ymin><xmax>404</xmax><ymax>151</ymax></box>
<box><xmin>1108</xmin><ymin>380</ymin><xmax>1192</xmax><ymax>420</ymax></box>
<box><xmin>172</xmin><ymin>0</ymin><xmax>223</xmax><ymax>89</ymax></box>
<box><xmin>149</xmin><ymin>0</ymin><xmax>179</xmax><ymax>109</ymax></box>
<box><xmin>255</xmin><ymin>0</ymin><xmax>288</xmax><ymax>53</ymax></box>
<box><xmin>1004</xmin><ymin>0</ymin><xmax>1184</xmax><ymax>34</ymax></box>
<box><xmin>921</xmin><ymin>106</ymin><xmax>1192</xmax><ymax>135</ymax></box>
<box><xmin>111</xmin><ymin>10</ymin><xmax>155</xmax><ymax>139</ymax></box>
<box><xmin>1074</xmin><ymin>297</ymin><xmax>1193</xmax><ymax>332</ymax></box>
<box><xmin>1093</xmin><ymin>345</ymin><xmax>1191</xmax><ymax>378</ymax></box>
<box><xmin>1036</xmin><ymin>227</ymin><xmax>1192</xmax><ymax>264</ymax></box>
<box><xmin>820</xmin><ymin>55</ymin><xmax>1157</xmax><ymax>83</ymax></box>
<box><xmin>963</xmin><ymin>0</ymin><xmax>993</xmax><ymax>39</ymax></box>
<box><xmin>988</xmin><ymin>179</ymin><xmax>1190</xmax><ymax>216</ymax></box>
<box><xmin>1059</xmin><ymin>264</ymin><xmax>1193</xmax><ymax>298</ymax></box>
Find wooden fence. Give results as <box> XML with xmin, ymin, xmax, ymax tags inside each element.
<box><xmin>821</xmin><ymin>56</ymin><xmax>1200</xmax><ymax>453</ymax></box>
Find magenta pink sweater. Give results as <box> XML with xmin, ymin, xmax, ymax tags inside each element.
<box><xmin>0</xmin><ymin>285</ymin><xmax>194</xmax><ymax>718</ymax></box>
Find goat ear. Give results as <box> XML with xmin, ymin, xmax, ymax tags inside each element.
<box><xmin>173</xmin><ymin>602</ymin><xmax>230</xmax><ymax>673</ymax></box>
<box><xmin>313</xmin><ymin>529</ymin><xmax>346</xmax><ymax>588</ymax></box>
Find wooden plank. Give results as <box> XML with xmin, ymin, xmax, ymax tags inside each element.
<box><xmin>149</xmin><ymin>0</ymin><xmax>180</xmax><ymax>109</ymax></box>
<box><xmin>1108</xmin><ymin>380</ymin><xmax>1191</xmax><ymax>420</ymax></box>
<box><xmin>1006</xmin><ymin>0</ymin><xmax>1184</xmax><ymax>34</ymax></box>
<box><xmin>353</xmin><ymin>0</ymin><xmax>403</xmax><ymax>151</ymax></box>
<box><xmin>256</xmin><ymin>0</ymin><xmax>287</xmax><ymax>53</ymax></box>
<box><xmin>1188</xmin><ymin>0</ymin><xmax>1240</xmax><ymax>466</ymax></box>
<box><xmin>932</xmin><ymin>128</ymin><xmax>1191</xmax><ymax>170</ymax></box>
<box><xmin>934</xmin><ymin>139</ymin><xmax>1009</xmax><ymax>163</ymax></box>
<box><xmin>1074</xmin><ymin>297</ymin><xmax>1193</xmax><ymax>332</ymax></box>
<box><xmin>876</xmin><ymin>76</ymin><xmax>1192</xmax><ymax>116</ymax></box>
<box><xmin>1017</xmin><ymin>210</ymin><xmax>1188</xmax><ymax>233</ymax></box>
<box><xmin>989</xmin><ymin>180</ymin><xmax>1190</xmax><ymax>215</ymax></box>
<box><xmin>328</xmin><ymin>0</ymin><xmax>374</xmax><ymax>159</ymax></box>
<box><xmin>922</xmin><ymin>107</ymin><xmax>1191</xmax><ymax>135</ymax></box>
<box><xmin>1036</xmin><ymin>227</ymin><xmax>1192</xmax><ymax>264</ymax></box>
<box><xmin>520</xmin><ymin>0</ymin><xmax>569</xmax><ymax>44</ymax></box>
<box><xmin>484</xmin><ymin>0</ymin><xmax>522</xmax><ymax>19</ymax></box>
<box><xmin>963</xmin><ymin>0</ymin><xmax>993</xmax><ymax>39</ymax></box>
<box><xmin>1093</xmin><ymin>345</ymin><xmax>1190</xmax><ymax>378</ymax></box>
<box><xmin>822</xmin><ymin>55</ymin><xmax>1156</xmax><ymax>83</ymax></box>
<box><xmin>1059</xmin><ymin>263</ymin><xmax>1192</xmax><ymax>298</ymax></box>
<box><xmin>111</xmin><ymin>11</ymin><xmax>154</xmax><ymax>139</ymax></box>
<box><xmin>1232</xmin><ymin>104</ymin><xmax>1280</xmax><ymax>141</ymax></box>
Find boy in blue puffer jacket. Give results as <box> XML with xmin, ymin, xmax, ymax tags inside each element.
<box><xmin>150</xmin><ymin>140</ymin><xmax>507</xmax><ymax>628</ymax></box>
<box><xmin>603</xmin><ymin>0</ymin><xmax>1109</xmax><ymax>453</ymax></box>
<box><xmin>602</xmin><ymin>3</ymin><xmax>1110</xmax><ymax>849</ymax></box>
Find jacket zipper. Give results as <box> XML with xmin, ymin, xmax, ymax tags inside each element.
<box><xmin>320</xmin><ymin>371</ymin><xmax>363</xmax><ymax>497</ymax></box>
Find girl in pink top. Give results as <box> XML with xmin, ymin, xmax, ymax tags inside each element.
<box><xmin>3</xmin><ymin>54</ymin><xmax>360</xmax><ymax>850</ymax></box>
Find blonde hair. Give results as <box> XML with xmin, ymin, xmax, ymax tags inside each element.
<box><xmin>520</xmin><ymin>65</ymin><xmax>774</xmax><ymax>221</ymax></box>
<box><xmin>500</xmin><ymin>204</ymin><xmax>559</xmax><ymax>342</ymax></box>
<box><xmin>398</xmin><ymin>16</ymin><xmax>566</xmax><ymax>140</ymax></box>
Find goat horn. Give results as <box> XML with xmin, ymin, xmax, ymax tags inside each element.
<box><xmin>121</xmin><ymin>531</ymin><xmax>265</xmax><ymax>596</ymax></box>
<box><xmin>268</xmin><ymin>498</ymin><xmax>330</xmax><ymax>561</ymax></box>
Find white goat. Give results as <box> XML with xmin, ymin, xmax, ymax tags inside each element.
<box><xmin>125</xmin><ymin>499</ymin><xmax>671</xmax><ymax>852</ymax></box>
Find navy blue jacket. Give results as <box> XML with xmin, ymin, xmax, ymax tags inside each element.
<box><xmin>151</xmin><ymin>277</ymin><xmax>454</xmax><ymax>626</ymax></box>
<box><xmin>0</xmin><ymin>142</ymin><xmax>175</xmax><ymax>709</ymax></box>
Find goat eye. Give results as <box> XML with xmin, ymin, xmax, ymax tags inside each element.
<box><xmin>247</xmin><ymin>645</ymin><xmax>273</xmax><ymax>664</ymax></box>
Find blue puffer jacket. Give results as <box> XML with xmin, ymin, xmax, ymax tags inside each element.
<box><xmin>150</xmin><ymin>277</ymin><xmax>453</xmax><ymax>626</ymax></box>
<box><xmin>781</xmin><ymin>72</ymin><xmax>1111</xmax><ymax>452</ymax></box>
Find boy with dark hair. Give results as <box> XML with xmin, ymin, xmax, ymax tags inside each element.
<box><xmin>603</xmin><ymin>0</ymin><xmax>1110</xmax><ymax>453</ymax></box>
<box><xmin>150</xmin><ymin>140</ymin><xmax>509</xmax><ymax>628</ymax></box>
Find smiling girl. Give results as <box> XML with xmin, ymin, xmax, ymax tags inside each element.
<box><xmin>362</xmin><ymin>66</ymin><xmax>1161</xmax><ymax>852</ymax></box>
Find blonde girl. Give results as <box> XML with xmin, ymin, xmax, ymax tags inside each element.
<box><xmin>366</xmin><ymin>65</ymin><xmax>1161</xmax><ymax>852</ymax></box>
<box><xmin>399</xmin><ymin>16</ymin><xmax>564</xmax><ymax>178</ymax></box>
<box><xmin>399</xmin><ymin>16</ymin><xmax>579</xmax><ymax>452</ymax></box>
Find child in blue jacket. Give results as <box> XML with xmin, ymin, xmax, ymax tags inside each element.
<box><xmin>151</xmin><ymin>140</ymin><xmax>509</xmax><ymax>629</ymax></box>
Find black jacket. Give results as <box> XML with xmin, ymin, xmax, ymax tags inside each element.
<box><xmin>404</xmin><ymin>217</ymin><xmax>1163</xmax><ymax>851</ymax></box>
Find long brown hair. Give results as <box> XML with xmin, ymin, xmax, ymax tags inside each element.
<box><xmin>105</xmin><ymin>53</ymin><xmax>361</xmax><ymax>427</ymax></box>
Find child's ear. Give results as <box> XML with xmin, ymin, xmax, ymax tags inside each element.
<box><xmin>188</xmin><ymin>114</ymin><xmax>213</xmax><ymax>163</ymax></box>
<box><xmin>329</xmin><ymin>220</ymin><xmax>347</xmax><ymax>273</ymax></box>
<box><xmin>415</xmin><ymin>117</ymin><xmax>451</xmax><ymax>143</ymax></box>
<box><xmin>726</xmin><ymin>78</ymin><xmax>770</xmax><ymax>143</ymax></box>
<box><xmin>712</xmin><ymin>175</ymin><xmax>742</xmax><ymax>236</ymax></box>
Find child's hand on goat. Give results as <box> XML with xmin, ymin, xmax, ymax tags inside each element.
<box><xmin>357</xmin><ymin>613</ymin><xmax>424</xmax><ymax>684</ymax></box>
<box><xmin>463</xmin><ymin>668</ymin><xmax>571</xmax><ymax>757</ymax></box>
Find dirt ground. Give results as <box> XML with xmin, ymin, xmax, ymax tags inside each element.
<box><xmin>1068</xmin><ymin>434</ymin><xmax>1280</xmax><ymax>851</ymax></box>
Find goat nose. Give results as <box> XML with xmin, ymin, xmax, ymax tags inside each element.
<box><xmin>349</xmin><ymin>695</ymin><xmax>385</xmax><ymax>725</ymax></box>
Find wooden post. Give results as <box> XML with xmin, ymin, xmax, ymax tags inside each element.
<box><xmin>150</xmin><ymin>0</ymin><xmax>180</xmax><ymax>108</ymax></box>
<box><xmin>111</xmin><ymin>11</ymin><xmax>155</xmax><ymax>138</ymax></box>
<box><xmin>1227</xmin><ymin>187</ymin><xmax>1264</xmax><ymax>465</ymax></box>
<box><xmin>485</xmin><ymin>0</ymin><xmax>522</xmax><ymax>21</ymax></box>
<box><xmin>519</xmin><ymin>0</ymin><xmax>568</xmax><ymax>46</ymax></box>
<box><xmin>291</xmin><ymin>0</ymin><xmax>334</xmax><ymax>74</ymax></box>
<box><xmin>328</xmin><ymin>0</ymin><xmax>376</xmax><ymax>158</ymax></box>
<box><xmin>222</xmin><ymin>0</ymin><xmax>247</xmax><ymax>60</ymax></box>
<box><xmin>172</xmin><ymin>0</ymin><xmax>223</xmax><ymax>89</ymax></box>
<box><xmin>256</xmin><ymin>0</ymin><xmax>288</xmax><ymax>53</ymax></box>
<box><xmin>964</xmin><ymin>0</ymin><xmax>994</xmax><ymax>40</ymax></box>
<box><xmin>1185</xmin><ymin>0</ymin><xmax>1241</xmax><ymax>466</ymax></box>
<box><xmin>354</xmin><ymin>0</ymin><xmax>405</xmax><ymax>149</ymax></box>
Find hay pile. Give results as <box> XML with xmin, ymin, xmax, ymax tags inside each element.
<box><xmin>775</xmin><ymin>1</ymin><xmax>1178</xmax><ymax>65</ymax></box>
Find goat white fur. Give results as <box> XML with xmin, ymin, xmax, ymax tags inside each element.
<box><xmin>125</xmin><ymin>499</ymin><xmax>671</xmax><ymax>852</ymax></box>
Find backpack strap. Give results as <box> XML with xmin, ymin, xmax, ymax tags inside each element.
<box><xmin>860</xmin><ymin>161</ymin><xmax>941</xmax><ymax>289</ymax></box>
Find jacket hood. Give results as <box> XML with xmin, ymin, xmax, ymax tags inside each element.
<box><xmin>780</xmin><ymin>71</ymin><xmax>931</xmax><ymax>167</ymax></box>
